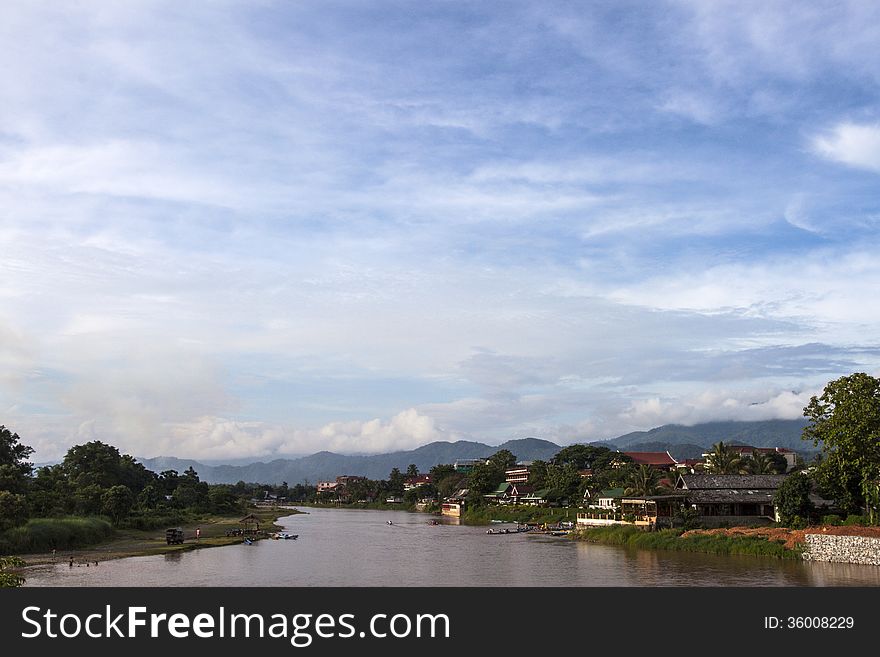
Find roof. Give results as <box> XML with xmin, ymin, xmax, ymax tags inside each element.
<box><xmin>685</xmin><ymin>490</ymin><xmax>776</xmax><ymax>504</ymax></box>
<box><xmin>677</xmin><ymin>474</ymin><xmax>787</xmax><ymax>490</ymax></box>
<box><xmin>521</xmin><ymin>487</ymin><xmax>552</xmax><ymax>499</ymax></box>
<box><xmin>490</xmin><ymin>482</ymin><xmax>512</xmax><ymax>495</ymax></box>
<box><xmin>509</xmin><ymin>484</ymin><xmax>534</xmax><ymax>496</ymax></box>
<box><xmin>624</xmin><ymin>451</ymin><xmax>678</xmax><ymax>466</ymax></box>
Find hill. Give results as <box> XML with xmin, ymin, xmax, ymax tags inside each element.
<box><xmin>138</xmin><ymin>437</ymin><xmax>561</xmax><ymax>485</ymax></box>
<box><xmin>137</xmin><ymin>420</ymin><xmax>816</xmax><ymax>485</ymax></box>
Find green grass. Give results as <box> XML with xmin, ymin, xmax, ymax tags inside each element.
<box><xmin>0</xmin><ymin>517</ymin><xmax>115</xmax><ymax>554</ymax></box>
<box><xmin>575</xmin><ymin>525</ymin><xmax>801</xmax><ymax>559</ymax></box>
<box><xmin>462</xmin><ymin>505</ymin><xmax>579</xmax><ymax>525</ymax></box>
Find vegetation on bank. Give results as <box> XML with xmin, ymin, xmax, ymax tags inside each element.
<box><xmin>575</xmin><ymin>525</ymin><xmax>802</xmax><ymax>559</ymax></box>
<box><xmin>0</xmin><ymin>516</ymin><xmax>114</xmax><ymax>554</ymax></box>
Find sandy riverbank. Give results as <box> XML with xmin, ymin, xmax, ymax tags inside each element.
<box><xmin>19</xmin><ymin>507</ymin><xmax>301</xmax><ymax>567</ymax></box>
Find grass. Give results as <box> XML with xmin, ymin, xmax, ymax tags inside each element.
<box><xmin>462</xmin><ymin>505</ymin><xmax>580</xmax><ymax>526</ymax></box>
<box><xmin>11</xmin><ymin>506</ymin><xmax>299</xmax><ymax>564</ymax></box>
<box><xmin>575</xmin><ymin>525</ymin><xmax>802</xmax><ymax>559</ymax></box>
<box><xmin>0</xmin><ymin>517</ymin><xmax>114</xmax><ymax>554</ymax></box>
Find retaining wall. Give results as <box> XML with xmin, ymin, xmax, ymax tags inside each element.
<box><xmin>802</xmin><ymin>533</ymin><xmax>880</xmax><ymax>566</ymax></box>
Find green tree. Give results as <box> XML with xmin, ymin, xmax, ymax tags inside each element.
<box><xmin>405</xmin><ymin>464</ymin><xmax>419</xmax><ymax>477</ymax></box>
<box><xmin>624</xmin><ymin>464</ymin><xmax>662</xmax><ymax>497</ymax></box>
<box><xmin>0</xmin><ymin>490</ymin><xmax>29</xmax><ymax>531</ymax></box>
<box><xmin>528</xmin><ymin>460</ymin><xmax>549</xmax><ymax>489</ymax></box>
<box><xmin>488</xmin><ymin>449</ymin><xmax>516</xmax><ymax>470</ymax></box>
<box><xmin>0</xmin><ymin>425</ymin><xmax>34</xmax><ymax>494</ymax></box>
<box><xmin>745</xmin><ymin>451</ymin><xmax>776</xmax><ymax>474</ymax></box>
<box><xmin>545</xmin><ymin>462</ymin><xmax>581</xmax><ymax>501</ymax></box>
<box><xmin>387</xmin><ymin>468</ymin><xmax>405</xmax><ymax>497</ymax></box>
<box><xmin>101</xmin><ymin>485</ymin><xmax>134</xmax><ymax>525</ymax></box>
<box><xmin>551</xmin><ymin>444</ymin><xmax>612</xmax><ymax>470</ymax></box>
<box><xmin>704</xmin><ymin>441</ymin><xmax>745</xmax><ymax>474</ymax></box>
<box><xmin>773</xmin><ymin>472</ymin><xmax>815</xmax><ymax>526</ymax></box>
<box><xmin>29</xmin><ymin>464</ymin><xmax>73</xmax><ymax>516</ymax></box>
<box><xmin>62</xmin><ymin>441</ymin><xmax>124</xmax><ymax>489</ymax></box>
<box><xmin>0</xmin><ymin>556</ymin><xmax>26</xmax><ymax>588</ymax></box>
<box><xmin>804</xmin><ymin>372</ymin><xmax>880</xmax><ymax>517</ymax></box>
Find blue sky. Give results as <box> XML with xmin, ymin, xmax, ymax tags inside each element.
<box><xmin>2</xmin><ymin>1</ymin><xmax>880</xmax><ymax>461</ymax></box>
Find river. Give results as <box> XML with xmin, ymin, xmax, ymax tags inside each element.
<box><xmin>21</xmin><ymin>507</ymin><xmax>880</xmax><ymax>586</ymax></box>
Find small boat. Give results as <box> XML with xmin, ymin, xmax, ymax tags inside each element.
<box><xmin>387</xmin><ymin>520</ymin><xmax>393</xmax><ymax>525</ymax></box>
<box><xmin>277</xmin><ymin>533</ymin><xmax>298</xmax><ymax>540</ymax></box>
<box><xmin>429</xmin><ymin>519</ymin><xmax>440</xmax><ymax>525</ymax></box>
<box><xmin>243</xmin><ymin>538</ymin><xmax>254</xmax><ymax>545</ymax></box>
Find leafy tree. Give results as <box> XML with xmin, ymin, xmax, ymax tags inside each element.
<box><xmin>435</xmin><ymin>470</ymin><xmax>466</xmax><ymax>499</ymax></box>
<box><xmin>467</xmin><ymin>462</ymin><xmax>505</xmax><ymax>497</ymax></box>
<box><xmin>0</xmin><ymin>490</ymin><xmax>28</xmax><ymax>531</ymax></box>
<box><xmin>74</xmin><ymin>483</ymin><xmax>105</xmax><ymax>516</ymax></box>
<box><xmin>0</xmin><ymin>556</ymin><xmax>26</xmax><ymax>588</ymax></box>
<box><xmin>387</xmin><ymin>468</ymin><xmax>405</xmax><ymax>497</ymax></box>
<box><xmin>136</xmin><ymin>483</ymin><xmax>162</xmax><ymax>509</ymax></box>
<box><xmin>545</xmin><ymin>462</ymin><xmax>581</xmax><ymax>501</ymax></box>
<box><xmin>745</xmin><ymin>451</ymin><xmax>776</xmax><ymax>474</ymax></box>
<box><xmin>774</xmin><ymin>472</ymin><xmax>815</xmax><ymax>525</ymax></box>
<box><xmin>804</xmin><ymin>372</ymin><xmax>880</xmax><ymax>516</ymax></box>
<box><xmin>528</xmin><ymin>460</ymin><xmax>549</xmax><ymax>489</ymax></box>
<box><xmin>488</xmin><ymin>449</ymin><xmax>516</xmax><ymax>470</ymax></box>
<box><xmin>101</xmin><ymin>485</ymin><xmax>134</xmax><ymax>525</ymax></box>
<box><xmin>704</xmin><ymin>441</ymin><xmax>745</xmax><ymax>474</ymax></box>
<box><xmin>0</xmin><ymin>425</ymin><xmax>34</xmax><ymax>494</ymax></box>
<box><xmin>551</xmin><ymin>444</ymin><xmax>612</xmax><ymax>470</ymax></box>
<box><xmin>29</xmin><ymin>464</ymin><xmax>73</xmax><ymax>516</ymax></box>
<box><xmin>624</xmin><ymin>464</ymin><xmax>662</xmax><ymax>496</ymax></box>
<box><xmin>62</xmin><ymin>441</ymin><xmax>124</xmax><ymax>488</ymax></box>
<box><xmin>406</xmin><ymin>464</ymin><xmax>419</xmax><ymax>477</ymax></box>
<box><xmin>158</xmin><ymin>470</ymin><xmax>180</xmax><ymax>496</ymax></box>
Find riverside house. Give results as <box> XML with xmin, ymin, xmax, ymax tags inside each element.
<box><xmin>577</xmin><ymin>474</ymin><xmax>789</xmax><ymax>529</ymax></box>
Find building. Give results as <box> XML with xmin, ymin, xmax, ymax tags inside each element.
<box><xmin>403</xmin><ymin>474</ymin><xmax>433</xmax><ymax>491</ymax></box>
<box><xmin>454</xmin><ymin>458</ymin><xmax>488</xmax><ymax>473</ymax></box>
<box><xmin>584</xmin><ymin>487</ymin><xmax>625</xmax><ymax>510</ymax></box>
<box><xmin>316</xmin><ymin>481</ymin><xmax>338</xmax><ymax>494</ymax></box>
<box><xmin>675</xmin><ymin>473</ymin><xmax>787</xmax><ymax>525</ymax></box>
<box><xmin>623</xmin><ymin>451</ymin><xmax>678</xmax><ymax>470</ymax></box>
<box><xmin>505</xmin><ymin>465</ymin><xmax>531</xmax><ymax>484</ymax></box>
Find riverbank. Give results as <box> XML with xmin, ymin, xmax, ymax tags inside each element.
<box><xmin>573</xmin><ymin>525</ymin><xmax>804</xmax><ymax>559</ymax></box>
<box><xmin>18</xmin><ymin>507</ymin><xmax>300</xmax><ymax>567</ymax></box>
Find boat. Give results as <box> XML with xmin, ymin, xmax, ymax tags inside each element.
<box><xmin>387</xmin><ymin>520</ymin><xmax>393</xmax><ymax>525</ymax></box>
<box><xmin>429</xmin><ymin>519</ymin><xmax>440</xmax><ymax>525</ymax></box>
<box><xmin>486</xmin><ymin>525</ymin><xmax>532</xmax><ymax>535</ymax></box>
<box><xmin>243</xmin><ymin>538</ymin><xmax>254</xmax><ymax>545</ymax></box>
<box><xmin>274</xmin><ymin>532</ymin><xmax>298</xmax><ymax>540</ymax></box>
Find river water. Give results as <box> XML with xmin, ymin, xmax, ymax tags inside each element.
<box><xmin>22</xmin><ymin>507</ymin><xmax>880</xmax><ymax>587</ymax></box>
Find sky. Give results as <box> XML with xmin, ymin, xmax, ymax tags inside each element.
<box><xmin>2</xmin><ymin>1</ymin><xmax>880</xmax><ymax>462</ymax></box>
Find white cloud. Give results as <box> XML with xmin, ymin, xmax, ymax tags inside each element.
<box><xmin>812</xmin><ymin>122</ymin><xmax>880</xmax><ymax>173</ymax></box>
<box><xmin>619</xmin><ymin>388</ymin><xmax>812</xmax><ymax>428</ymax></box>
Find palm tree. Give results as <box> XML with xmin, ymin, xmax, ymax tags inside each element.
<box><xmin>624</xmin><ymin>464</ymin><xmax>662</xmax><ymax>496</ymax></box>
<box><xmin>746</xmin><ymin>450</ymin><xmax>775</xmax><ymax>474</ymax></box>
<box><xmin>704</xmin><ymin>441</ymin><xmax>745</xmax><ymax>474</ymax></box>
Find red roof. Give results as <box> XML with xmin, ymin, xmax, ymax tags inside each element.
<box><xmin>623</xmin><ymin>451</ymin><xmax>677</xmax><ymax>466</ymax></box>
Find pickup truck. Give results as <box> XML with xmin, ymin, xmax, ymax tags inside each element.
<box><xmin>165</xmin><ymin>528</ymin><xmax>185</xmax><ymax>545</ymax></box>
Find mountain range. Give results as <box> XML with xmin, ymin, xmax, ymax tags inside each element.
<box><xmin>137</xmin><ymin>418</ymin><xmax>814</xmax><ymax>485</ymax></box>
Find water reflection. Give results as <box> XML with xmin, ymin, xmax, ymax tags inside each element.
<box><xmin>22</xmin><ymin>507</ymin><xmax>880</xmax><ymax>587</ymax></box>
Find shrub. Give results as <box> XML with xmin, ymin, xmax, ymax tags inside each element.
<box><xmin>0</xmin><ymin>517</ymin><xmax>114</xmax><ymax>554</ymax></box>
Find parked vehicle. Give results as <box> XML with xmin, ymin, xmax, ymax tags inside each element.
<box><xmin>165</xmin><ymin>528</ymin><xmax>185</xmax><ymax>545</ymax></box>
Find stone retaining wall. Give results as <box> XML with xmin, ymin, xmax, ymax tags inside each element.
<box><xmin>802</xmin><ymin>533</ymin><xmax>880</xmax><ymax>565</ymax></box>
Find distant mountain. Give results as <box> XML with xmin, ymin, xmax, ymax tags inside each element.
<box><xmin>138</xmin><ymin>437</ymin><xmax>562</xmax><ymax>485</ymax></box>
<box><xmin>608</xmin><ymin>419</ymin><xmax>813</xmax><ymax>453</ymax></box>
<box><xmin>137</xmin><ymin>420</ymin><xmax>816</xmax><ymax>485</ymax></box>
